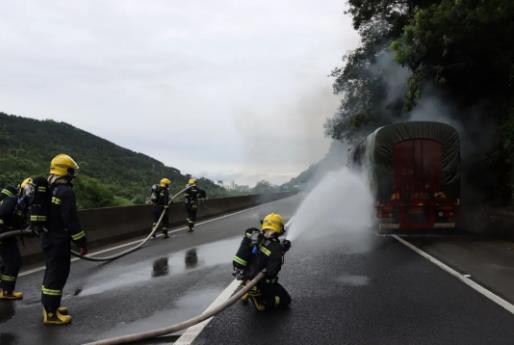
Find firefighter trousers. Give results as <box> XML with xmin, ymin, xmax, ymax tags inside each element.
<box><xmin>254</xmin><ymin>281</ymin><xmax>291</xmax><ymax>311</ymax></box>
<box><xmin>153</xmin><ymin>206</ymin><xmax>169</xmax><ymax>229</ymax></box>
<box><xmin>0</xmin><ymin>238</ymin><xmax>22</xmax><ymax>293</ymax></box>
<box><xmin>185</xmin><ymin>205</ymin><xmax>198</xmax><ymax>227</ymax></box>
<box><xmin>41</xmin><ymin>236</ymin><xmax>71</xmax><ymax>313</ymax></box>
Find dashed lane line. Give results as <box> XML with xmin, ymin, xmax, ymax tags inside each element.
<box><xmin>392</xmin><ymin>234</ymin><xmax>514</xmax><ymax>315</ymax></box>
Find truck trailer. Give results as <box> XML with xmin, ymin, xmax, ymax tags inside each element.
<box><xmin>354</xmin><ymin>121</ymin><xmax>460</xmax><ymax>232</ymax></box>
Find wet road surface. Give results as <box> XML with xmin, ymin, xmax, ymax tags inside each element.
<box><xmin>0</xmin><ymin>196</ymin><xmax>300</xmax><ymax>345</ymax></box>
<box><xmin>194</xmin><ymin>230</ymin><xmax>514</xmax><ymax>345</ymax></box>
<box><xmin>2</xmin><ymin>193</ymin><xmax>514</xmax><ymax>345</ymax></box>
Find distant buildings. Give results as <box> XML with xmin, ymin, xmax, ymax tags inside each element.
<box><xmin>223</xmin><ymin>180</ymin><xmax>250</xmax><ymax>193</ymax></box>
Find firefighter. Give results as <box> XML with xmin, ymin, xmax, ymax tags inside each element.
<box><xmin>151</xmin><ymin>178</ymin><xmax>171</xmax><ymax>238</ymax></box>
<box><xmin>232</xmin><ymin>213</ymin><xmax>291</xmax><ymax>311</ymax></box>
<box><xmin>183</xmin><ymin>178</ymin><xmax>206</xmax><ymax>232</ymax></box>
<box><xmin>41</xmin><ymin>153</ymin><xmax>87</xmax><ymax>325</ymax></box>
<box><xmin>0</xmin><ymin>185</ymin><xmax>23</xmax><ymax>300</ymax></box>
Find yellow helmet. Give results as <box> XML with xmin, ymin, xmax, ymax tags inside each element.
<box><xmin>261</xmin><ymin>213</ymin><xmax>285</xmax><ymax>235</ymax></box>
<box><xmin>20</xmin><ymin>177</ymin><xmax>33</xmax><ymax>189</ymax></box>
<box><xmin>19</xmin><ymin>177</ymin><xmax>33</xmax><ymax>195</ymax></box>
<box><xmin>160</xmin><ymin>178</ymin><xmax>171</xmax><ymax>187</ymax></box>
<box><xmin>188</xmin><ymin>178</ymin><xmax>197</xmax><ymax>185</ymax></box>
<box><xmin>50</xmin><ymin>154</ymin><xmax>79</xmax><ymax>177</ymax></box>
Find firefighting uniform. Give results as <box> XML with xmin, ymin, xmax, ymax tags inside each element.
<box><xmin>233</xmin><ymin>228</ymin><xmax>291</xmax><ymax>311</ymax></box>
<box><xmin>41</xmin><ymin>181</ymin><xmax>86</xmax><ymax>313</ymax></box>
<box><xmin>0</xmin><ymin>194</ymin><xmax>22</xmax><ymax>294</ymax></box>
<box><xmin>152</xmin><ymin>187</ymin><xmax>170</xmax><ymax>231</ymax></box>
<box><xmin>184</xmin><ymin>186</ymin><xmax>206</xmax><ymax>230</ymax></box>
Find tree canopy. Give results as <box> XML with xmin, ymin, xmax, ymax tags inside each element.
<box><xmin>326</xmin><ymin>0</ymin><xmax>514</xmax><ymax>205</ymax></box>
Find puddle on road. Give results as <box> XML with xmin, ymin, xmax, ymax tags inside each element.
<box><xmin>77</xmin><ymin>237</ymin><xmax>240</xmax><ymax>297</ymax></box>
<box><xmin>335</xmin><ymin>274</ymin><xmax>370</xmax><ymax>286</ymax></box>
<box><xmin>92</xmin><ymin>288</ymin><xmax>220</xmax><ymax>341</ymax></box>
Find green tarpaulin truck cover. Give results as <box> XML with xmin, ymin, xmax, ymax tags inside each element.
<box><xmin>365</xmin><ymin>121</ymin><xmax>460</xmax><ymax>201</ymax></box>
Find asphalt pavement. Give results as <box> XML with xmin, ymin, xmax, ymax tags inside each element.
<box><xmin>0</xmin><ymin>195</ymin><xmax>300</xmax><ymax>345</ymax></box>
<box><xmin>1</xmin><ymin>193</ymin><xmax>514</xmax><ymax>345</ymax></box>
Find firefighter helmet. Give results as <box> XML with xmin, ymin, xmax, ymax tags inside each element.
<box><xmin>261</xmin><ymin>213</ymin><xmax>285</xmax><ymax>235</ymax></box>
<box><xmin>160</xmin><ymin>178</ymin><xmax>171</xmax><ymax>187</ymax></box>
<box><xmin>188</xmin><ymin>178</ymin><xmax>197</xmax><ymax>185</ymax></box>
<box><xmin>20</xmin><ymin>177</ymin><xmax>33</xmax><ymax>189</ymax></box>
<box><xmin>50</xmin><ymin>154</ymin><xmax>79</xmax><ymax>177</ymax></box>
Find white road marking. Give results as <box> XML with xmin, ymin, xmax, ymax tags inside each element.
<box><xmin>174</xmin><ymin>279</ymin><xmax>240</xmax><ymax>345</ymax></box>
<box><xmin>392</xmin><ymin>235</ymin><xmax>514</xmax><ymax>315</ymax></box>
<box><xmin>18</xmin><ymin>203</ymin><xmax>268</xmax><ymax>277</ymax></box>
<box><xmin>175</xmin><ymin>215</ymin><xmax>295</xmax><ymax>345</ymax></box>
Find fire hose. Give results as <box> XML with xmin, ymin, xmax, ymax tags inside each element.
<box><xmin>0</xmin><ymin>186</ymin><xmax>191</xmax><ymax>262</ymax></box>
<box><xmin>82</xmin><ymin>271</ymin><xmax>266</xmax><ymax>345</ymax></box>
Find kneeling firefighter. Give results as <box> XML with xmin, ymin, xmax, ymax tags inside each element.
<box><xmin>41</xmin><ymin>154</ymin><xmax>87</xmax><ymax>325</ymax></box>
<box><xmin>183</xmin><ymin>178</ymin><xmax>206</xmax><ymax>232</ymax></box>
<box><xmin>151</xmin><ymin>178</ymin><xmax>171</xmax><ymax>238</ymax></box>
<box><xmin>232</xmin><ymin>213</ymin><xmax>291</xmax><ymax>311</ymax></box>
<box><xmin>0</xmin><ymin>185</ymin><xmax>24</xmax><ymax>300</ymax></box>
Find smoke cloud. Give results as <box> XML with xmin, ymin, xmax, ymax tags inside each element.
<box><xmin>286</xmin><ymin>165</ymin><xmax>374</xmax><ymax>248</ymax></box>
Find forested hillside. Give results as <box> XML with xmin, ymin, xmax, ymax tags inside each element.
<box><xmin>0</xmin><ymin>112</ymin><xmax>226</xmax><ymax>208</ymax></box>
<box><xmin>325</xmin><ymin>0</ymin><xmax>514</xmax><ymax>206</ymax></box>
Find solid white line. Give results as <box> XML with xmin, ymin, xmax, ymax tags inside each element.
<box><xmin>174</xmin><ymin>215</ymin><xmax>295</xmax><ymax>345</ymax></box>
<box><xmin>18</xmin><ymin>203</ymin><xmax>268</xmax><ymax>278</ymax></box>
<box><xmin>392</xmin><ymin>235</ymin><xmax>514</xmax><ymax>315</ymax></box>
<box><xmin>174</xmin><ymin>279</ymin><xmax>240</xmax><ymax>345</ymax></box>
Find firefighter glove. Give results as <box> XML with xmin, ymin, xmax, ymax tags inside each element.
<box><xmin>232</xmin><ymin>267</ymin><xmax>246</xmax><ymax>280</ymax></box>
<box><xmin>282</xmin><ymin>239</ymin><xmax>291</xmax><ymax>253</ymax></box>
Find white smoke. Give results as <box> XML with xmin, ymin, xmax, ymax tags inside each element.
<box><xmin>371</xmin><ymin>50</ymin><xmax>411</xmax><ymax>105</ymax></box>
<box><xmin>408</xmin><ymin>92</ymin><xmax>464</xmax><ymax>133</ymax></box>
<box><xmin>286</xmin><ymin>166</ymin><xmax>374</xmax><ymax>243</ymax></box>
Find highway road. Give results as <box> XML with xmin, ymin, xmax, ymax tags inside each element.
<box><xmin>1</xmin><ymin>194</ymin><xmax>514</xmax><ymax>345</ymax></box>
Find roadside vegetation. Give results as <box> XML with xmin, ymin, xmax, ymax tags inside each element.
<box><xmin>325</xmin><ymin>0</ymin><xmax>514</xmax><ymax>207</ymax></box>
<box><xmin>0</xmin><ymin>113</ymin><xmax>231</xmax><ymax>208</ymax></box>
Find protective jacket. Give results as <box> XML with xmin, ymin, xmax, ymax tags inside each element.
<box><xmin>184</xmin><ymin>186</ymin><xmax>206</xmax><ymax>208</ymax></box>
<box><xmin>154</xmin><ymin>187</ymin><xmax>169</xmax><ymax>206</ymax></box>
<box><xmin>233</xmin><ymin>228</ymin><xmax>285</xmax><ymax>280</ymax></box>
<box><xmin>0</xmin><ymin>197</ymin><xmax>18</xmax><ymax>233</ymax></box>
<box><xmin>46</xmin><ymin>182</ymin><xmax>86</xmax><ymax>247</ymax></box>
<box><xmin>0</xmin><ymin>194</ymin><xmax>23</xmax><ymax>293</ymax></box>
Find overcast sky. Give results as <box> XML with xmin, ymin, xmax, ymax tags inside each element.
<box><xmin>0</xmin><ymin>0</ymin><xmax>359</xmax><ymax>186</ymax></box>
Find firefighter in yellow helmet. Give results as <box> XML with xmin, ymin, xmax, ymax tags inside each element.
<box><xmin>183</xmin><ymin>178</ymin><xmax>206</xmax><ymax>232</ymax></box>
<box><xmin>41</xmin><ymin>154</ymin><xmax>87</xmax><ymax>325</ymax></box>
<box><xmin>0</xmin><ymin>185</ymin><xmax>24</xmax><ymax>300</ymax></box>
<box><xmin>232</xmin><ymin>213</ymin><xmax>291</xmax><ymax>311</ymax></box>
<box><xmin>150</xmin><ymin>178</ymin><xmax>171</xmax><ymax>238</ymax></box>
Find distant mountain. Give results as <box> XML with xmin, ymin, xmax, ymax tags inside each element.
<box><xmin>0</xmin><ymin>112</ymin><xmax>225</xmax><ymax>208</ymax></box>
<box><xmin>280</xmin><ymin>141</ymin><xmax>348</xmax><ymax>191</ymax></box>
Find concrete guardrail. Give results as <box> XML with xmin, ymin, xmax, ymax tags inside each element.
<box><xmin>17</xmin><ymin>192</ymin><xmax>295</xmax><ymax>265</ymax></box>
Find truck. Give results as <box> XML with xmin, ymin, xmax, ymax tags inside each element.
<box><xmin>352</xmin><ymin>121</ymin><xmax>460</xmax><ymax>232</ymax></box>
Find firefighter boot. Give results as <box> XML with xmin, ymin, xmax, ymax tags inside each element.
<box><xmin>241</xmin><ymin>292</ymin><xmax>250</xmax><ymax>304</ymax></box>
<box><xmin>250</xmin><ymin>296</ymin><xmax>267</xmax><ymax>312</ymax></box>
<box><xmin>43</xmin><ymin>308</ymin><xmax>72</xmax><ymax>325</ymax></box>
<box><xmin>186</xmin><ymin>219</ymin><xmax>194</xmax><ymax>232</ymax></box>
<box><xmin>163</xmin><ymin>228</ymin><xmax>169</xmax><ymax>239</ymax></box>
<box><xmin>58</xmin><ymin>306</ymin><xmax>69</xmax><ymax>315</ymax></box>
<box><xmin>0</xmin><ymin>289</ymin><xmax>23</xmax><ymax>300</ymax></box>
<box><xmin>247</xmin><ymin>286</ymin><xmax>265</xmax><ymax>311</ymax></box>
